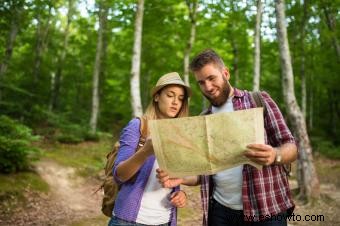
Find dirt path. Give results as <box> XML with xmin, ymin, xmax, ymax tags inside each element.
<box><xmin>1</xmin><ymin>158</ymin><xmax>339</xmax><ymax>226</ymax></box>
<box><xmin>36</xmin><ymin>159</ymin><xmax>101</xmax><ymax>215</ymax></box>
<box><xmin>0</xmin><ymin>159</ymin><xmax>104</xmax><ymax>226</ymax></box>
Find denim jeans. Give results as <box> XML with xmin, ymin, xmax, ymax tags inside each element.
<box><xmin>208</xmin><ymin>199</ymin><xmax>288</xmax><ymax>226</ymax></box>
<box><xmin>108</xmin><ymin>216</ymin><xmax>170</xmax><ymax>226</ymax></box>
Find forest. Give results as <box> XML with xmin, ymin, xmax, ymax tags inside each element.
<box><xmin>0</xmin><ymin>0</ymin><xmax>339</xmax><ymax>225</ymax></box>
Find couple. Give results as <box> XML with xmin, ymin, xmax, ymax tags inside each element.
<box><xmin>109</xmin><ymin>49</ymin><xmax>298</xmax><ymax>226</ymax></box>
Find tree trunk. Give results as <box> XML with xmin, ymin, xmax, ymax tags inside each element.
<box><xmin>183</xmin><ymin>0</ymin><xmax>198</xmax><ymax>86</ymax></box>
<box><xmin>300</xmin><ymin>0</ymin><xmax>308</xmax><ymax>117</ymax></box>
<box><xmin>229</xmin><ymin>1</ymin><xmax>239</xmax><ymax>87</ymax></box>
<box><xmin>252</xmin><ymin>0</ymin><xmax>262</xmax><ymax>91</ymax></box>
<box><xmin>231</xmin><ymin>39</ymin><xmax>239</xmax><ymax>87</ymax></box>
<box><xmin>33</xmin><ymin>3</ymin><xmax>52</xmax><ymax>83</ymax></box>
<box><xmin>90</xmin><ymin>2</ymin><xmax>108</xmax><ymax>133</ymax></box>
<box><xmin>275</xmin><ymin>0</ymin><xmax>320</xmax><ymax>200</ymax></box>
<box><xmin>322</xmin><ymin>3</ymin><xmax>340</xmax><ymax>62</ymax></box>
<box><xmin>130</xmin><ymin>0</ymin><xmax>144</xmax><ymax>117</ymax></box>
<box><xmin>50</xmin><ymin>0</ymin><xmax>74</xmax><ymax>111</ymax></box>
<box><xmin>0</xmin><ymin>4</ymin><xmax>22</xmax><ymax>100</ymax></box>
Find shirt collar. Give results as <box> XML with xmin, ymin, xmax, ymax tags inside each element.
<box><xmin>201</xmin><ymin>87</ymin><xmax>244</xmax><ymax>115</ymax></box>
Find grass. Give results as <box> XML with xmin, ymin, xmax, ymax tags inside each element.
<box><xmin>40</xmin><ymin>135</ymin><xmax>113</xmax><ymax>177</ymax></box>
<box><xmin>0</xmin><ymin>171</ymin><xmax>49</xmax><ymax>194</ymax></box>
<box><xmin>0</xmin><ymin>133</ymin><xmax>113</xmax><ymax>219</ymax></box>
<box><xmin>0</xmin><ymin>171</ymin><xmax>49</xmax><ymax>213</ymax></box>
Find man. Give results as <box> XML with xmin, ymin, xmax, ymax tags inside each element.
<box><xmin>157</xmin><ymin>49</ymin><xmax>297</xmax><ymax>226</ymax></box>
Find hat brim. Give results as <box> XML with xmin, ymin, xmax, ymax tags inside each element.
<box><xmin>151</xmin><ymin>83</ymin><xmax>192</xmax><ymax>97</ymax></box>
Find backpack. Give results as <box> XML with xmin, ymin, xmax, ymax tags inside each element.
<box><xmin>101</xmin><ymin>116</ymin><xmax>148</xmax><ymax>217</ymax></box>
<box><xmin>250</xmin><ymin>91</ymin><xmax>291</xmax><ymax>176</ymax></box>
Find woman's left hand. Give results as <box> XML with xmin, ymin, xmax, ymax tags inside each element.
<box><xmin>169</xmin><ymin>190</ymin><xmax>186</xmax><ymax>208</ymax></box>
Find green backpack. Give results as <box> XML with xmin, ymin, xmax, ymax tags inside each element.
<box><xmin>101</xmin><ymin>116</ymin><xmax>148</xmax><ymax>217</ymax></box>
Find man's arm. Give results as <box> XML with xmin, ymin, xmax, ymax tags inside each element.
<box><xmin>244</xmin><ymin>142</ymin><xmax>297</xmax><ymax>166</ymax></box>
<box><xmin>156</xmin><ymin>169</ymin><xmax>200</xmax><ymax>187</ymax></box>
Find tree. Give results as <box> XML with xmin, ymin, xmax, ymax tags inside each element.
<box><xmin>275</xmin><ymin>0</ymin><xmax>320</xmax><ymax>200</ymax></box>
<box><xmin>321</xmin><ymin>0</ymin><xmax>340</xmax><ymax>62</ymax></box>
<box><xmin>183</xmin><ymin>0</ymin><xmax>198</xmax><ymax>86</ymax></box>
<box><xmin>299</xmin><ymin>0</ymin><xmax>308</xmax><ymax>118</ymax></box>
<box><xmin>90</xmin><ymin>1</ymin><xmax>108</xmax><ymax>133</ymax></box>
<box><xmin>130</xmin><ymin>0</ymin><xmax>144</xmax><ymax>117</ymax></box>
<box><xmin>49</xmin><ymin>0</ymin><xmax>75</xmax><ymax>111</ymax></box>
<box><xmin>0</xmin><ymin>1</ymin><xmax>24</xmax><ymax>101</ymax></box>
<box><xmin>252</xmin><ymin>0</ymin><xmax>262</xmax><ymax>91</ymax></box>
<box><xmin>33</xmin><ymin>1</ymin><xmax>52</xmax><ymax>83</ymax></box>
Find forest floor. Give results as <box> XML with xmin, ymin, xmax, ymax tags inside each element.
<box><xmin>0</xmin><ymin>143</ymin><xmax>339</xmax><ymax>226</ymax></box>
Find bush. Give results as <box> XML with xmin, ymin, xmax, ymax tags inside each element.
<box><xmin>0</xmin><ymin>116</ymin><xmax>40</xmax><ymax>173</ymax></box>
<box><xmin>311</xmin><ymin>136</ymin><xmax>340</xmax><ymax>159</ymax></box>
<box><xmin>28</xmin><ymin>106</ymin><xmax>100</xmax><ymax>144</ymax></box>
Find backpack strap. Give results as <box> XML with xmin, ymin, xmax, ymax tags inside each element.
<box><xmin>136</xmin><ymin>116</ymin><xmax>148</xmax><ymax>148</ymax></box>
<box><xmin>250</xmin><ymin>91</ymin><xmax>266</xmax><ymax>112</ymax></box>
<box><xmin>250</xmin><ymin>91</ymin><xmax>291</xmax><ymax>176</ymax></box>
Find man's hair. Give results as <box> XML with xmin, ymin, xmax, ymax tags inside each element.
<box><xmin>189</xmin><ymin>49</ymin><xmax>225</xmax><ymax>72</ymax></box>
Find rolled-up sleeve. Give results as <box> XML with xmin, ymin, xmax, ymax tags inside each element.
<box><xmin>112</xmin><ymin>118</ymin><xmax>141</xmax><ymax>184</ymax></box>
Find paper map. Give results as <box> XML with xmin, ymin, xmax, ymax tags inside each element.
<box><xmin>149</xmin><ymin>108</ymin><xmax>264</xmax><ymax>177</ymax></box>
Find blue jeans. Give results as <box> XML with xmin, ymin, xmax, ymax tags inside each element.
<box><xmin>108</xmin><ymin>216</ymin><xmax>170</xmax><ymax>226</ymax></box>
<box><xmin>208</xmin><ymin>199</ymin><xmax>288</xmax><ymax>226</ymax></box>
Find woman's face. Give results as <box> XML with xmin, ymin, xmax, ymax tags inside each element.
<box><xmin>154</xmin><ymin>85</ymin><xmax>185</xmax><ymax>119</ymax></box>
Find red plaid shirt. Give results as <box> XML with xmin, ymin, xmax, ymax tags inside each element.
<box><xmin>200</xmin><ymin>88</ymin><xmax>296</xmax><ymax>225</ymax></box>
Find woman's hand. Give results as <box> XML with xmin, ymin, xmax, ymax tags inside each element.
<box><xmin>170</xmin><ymin>190</ymin><xmax>186</xmax><ymax>208</ymax></box>
<box><xmin>141</xmin><ymin>137</ymin><xmax>154</xmax><ymax>157</ymax></box>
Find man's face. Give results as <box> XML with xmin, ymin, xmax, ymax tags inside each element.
<box><xmin>194</xmin><ymin>63</ymin><xmax>231</xmax><ymax>107</ymax></box>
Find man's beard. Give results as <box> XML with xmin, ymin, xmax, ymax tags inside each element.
<box><xmin>204</xmin><ymin>79</ymin><xmax>231</xmax><ymax>107</ymax></box>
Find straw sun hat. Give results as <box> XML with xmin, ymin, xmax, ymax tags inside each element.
<box><xmin>150</xmin><ymin>72</ymin><xmax>192</xmax><ymax>97</ymax></box>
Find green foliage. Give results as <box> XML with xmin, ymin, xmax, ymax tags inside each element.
<box><xmin>0</xmin><ymin>116</ymin><xmax>40</xmax><ymax>173</ymax></box>
<box><xmin>311</xmin><ymin>136</ymin><xmax>340</xmax><ymax>159</ymax></box>
<box><xmin>26</xmin><ymin>106</ymin><xmax>99</xmax><ymax>144</ymax></box>
<box><xmin>0</xmin><ymin>0</ymin><xmax>338</xmax><ymax>146</ymax></box>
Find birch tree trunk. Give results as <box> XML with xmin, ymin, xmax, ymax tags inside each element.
<box><xmin>252</xmin><ymin>0</ymin><xmax>262</xmax><ymax>91</ymax></box>
<box><xmin>90</xmin><ymin>2</ymin><xmax>107</xmax><ymax>133</ymax></box>
<box><xmin>231</xmin><ymin>39</ymin><xmax>239</xmax><ymax>87</ymax></box>
<box><xmin>275</xmin><ymin>0</ymin><xmax>320</xmax><ymax>200</ymax></box>
<box><xmin>229</xmin><ymin>1</ymin><xmax>239</xmax><ymax>87</ymax></box>
<box><xmin>50</xmin><ymin>0</ymin><xmax>74</xmax><ymax>111</ymax></box>
<box><xmin>183</xmin><ymin>0</ymin><xmax>198</xmax><ymax>86</ymax></box>
<box><xmin>130</xmin><ymin>0</ymin><xmax>144</xmax><ymax>117</ymax></box>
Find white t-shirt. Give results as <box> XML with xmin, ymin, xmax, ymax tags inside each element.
<box><xmin>211</xmin><ymin>97</ymin><xmax>243</xmax><ymax>210</ymax></box>
<box><xmin>136</xmin><ymin>160</ymin><xmax>172</xmax><ymax>225</ymax></box>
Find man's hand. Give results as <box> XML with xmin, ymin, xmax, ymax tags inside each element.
<box><xmin>170</xmin><ymin>190</ymin><xmax>186</xmax><ymax>208</ymax></box>
<box><xmin>156</xmin><ymin>168</ymin><xmax>183</xmax><ymax>188</ymax></box>
<box><xmin>244</xmin><ymin>143</ymin><xmax>276</xmax><ymax>166</ymax></box>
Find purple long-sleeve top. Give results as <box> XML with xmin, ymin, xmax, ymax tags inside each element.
<box><xmin>112</xmin><ymin>118</ymin><xmax>178</xmax><ymax>226</ymax></box>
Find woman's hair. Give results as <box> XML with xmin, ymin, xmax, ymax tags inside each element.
<box><xmin>144</xmin><ymin>85</ymin><xmax>189</xmax><ymax>120</ymax></box>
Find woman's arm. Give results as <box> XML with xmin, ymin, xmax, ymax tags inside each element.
<box><xmin>115</xmin><ymin>138</ymin><xmax>154</xmax><ymax>182</ymax></box>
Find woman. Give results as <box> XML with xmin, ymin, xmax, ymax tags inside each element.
<box><xmin>109</xmin><ymin>72</ymin><xmax>191</xmax><ymax>226</ymax></box>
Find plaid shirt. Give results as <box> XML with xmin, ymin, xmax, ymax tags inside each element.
<box><xmin>200</xmin><ymin>88</ymin><xmax>296</xmax><ymax>225</ymax></box>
